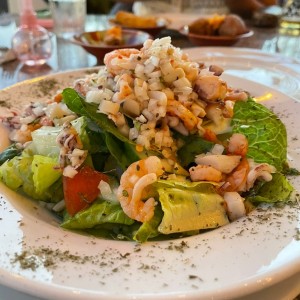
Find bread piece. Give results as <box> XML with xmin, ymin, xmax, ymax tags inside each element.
<box><xmin>218</xmin><ymin>14</ymin><xmax>248</xmax><ymax>36</ymax></box>
<box><xmin>115</xmin><ymin>11</ymin><xmax>157</xmax><ymax>28</ymax></box>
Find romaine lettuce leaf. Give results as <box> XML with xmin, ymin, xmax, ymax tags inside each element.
<box><xmin>177</xmin><ymin>135</ymin><xmax>214</xmax><ymax>168</ymax></box>
<box><xmin>85</xmin><ymin>223</ymin><xmax>141</xmax><ymax>241</ymax></box>
<box><xmin>246</xmin><ymin>172</ymin><xmax>293</xmax><ymax>203</ymax></box>
<box><xmin>0</xmin><ymin>156</ymin><xmax>27</xmax><ymax>189</ymax></box>
<box><xmin>62</xmin><ymin>88</ymin><xmax>131</xmax><ymax>143</ymax></box>
<box><xmin>231</xmin><ymin>99</ymin><xmax>287</xmax><ymax>172</ymax></box>
<box><xmin>31</xmin><ymin>126</ymin><xmax>61</xmax><ymax>157</ymax></box>
<box><xmin>133</xmin><ymin>205</ymin><xmax>164</xmax><ymax>243</ymax></box>
<box><xmin>0</xmin><ymin>144</ymin><xmax>22</xmax><ymax>166</ymax></box>
<box><xmin>31</xmin><ymin>116</ymin><xmax>107</xmax><ymax>157</ymax></box>
<box><xmin>0</xmin><ymin>154</ymin><xmax>63</xmax><ymax>202</ymax></box>
<box><xmin>62</xmin><ymin>88</ymin><xmax>161</xmax><ymax>169</ymax></box>
<box><xmin>154</xmin><ymin>180</ymin><xmax>229</xmax><ymax>234</ymax></box>
<box><xmin>61</xmin><ymin>198</ymin><xmax>134</xmax><ymax>229</ymax></box>
<box><xmin>85</xmin><ymin>119</ymin><xmax>109</xmax><ymax>154</ymax></box>
<box><xmin>105</xmin><ymin>132</ymin><xmax>143</xmax><ymax>171</ymax></box>
<box><xmin>31</xmin><ymin>155</ymin><xmax>62</xmax><ymax>195</ymax></box>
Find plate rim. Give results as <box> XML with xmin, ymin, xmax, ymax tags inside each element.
<box><xmin>180</xmin><ymin>26</ymin><xmax>254</xmax><ymax>41</ymax></box>
<box><xmin>0</xmin><ymin>48</ymin><xmax>300</xmax><ymax>300</ymax></box>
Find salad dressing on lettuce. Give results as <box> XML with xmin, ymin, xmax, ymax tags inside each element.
<box><xmin>0</xmin><ymin>37</ymin><xmax>296</xmax><ymax>243</ymax></box>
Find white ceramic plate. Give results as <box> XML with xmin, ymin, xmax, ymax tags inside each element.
<box><xmin>185</xmin><ymin>47</ymin><xmax>300</xmax><ymax>100</ymax></box>
<box><xmin>0</xmin><ymin>48</ymin><xmax>300</xmax><ymax>300</ymax></box>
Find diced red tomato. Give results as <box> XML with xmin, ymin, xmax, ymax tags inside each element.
<box><xmin>63</xmin><ymin>165</ymin><xmax>109</xmax><ymax>216</ymax></box>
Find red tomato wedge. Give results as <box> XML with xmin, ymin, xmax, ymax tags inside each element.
<box><xmin>63</xmin><ymin>166</ymin><xmax>109</xmax><ymax>216</ymax></box>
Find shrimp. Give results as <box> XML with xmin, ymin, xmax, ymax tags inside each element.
<box><xmin>194</xmin><ymin>75</ymin><xmax>227</xmax><ymax>103</ymax></box>
<box><xmin>246</xmin><ymin>162</ymin><xmax>276</xmax><ymax>190</ymax></box>
<box><xmin>117</xmin><ymin>156</ymin><xmax>164</xmax><ymax>222</ymax></box>
<box><xmin>225</xmin><ymin>89</ymin><xmax>249</xmax><ymax>101</ymax></box>
<box><xmin>220</xmin><ymin>158</ymin><xmax>249</xmax><ymax>193</ymax></box>
<box><xmin>189</xmin><ymin>165</ymin><xmax>223</xmax><ymax>182</ymax></box>
<box><xmin>166</xmin><ymin>99</ymin><xmax>198</xmax><ymax>131</ymax></box>
<box><xmin>227</xmin><ymin>133</ymin><xmax>248</xmax><ymax>157</ymax></box>
<box><xmin>221</xmin><ymin>159</ymin><xmax>276</xmax><ymax>193</ymax></box>
<box><xmin>104</xmin><ymin>48</ymin><xmax>140</xmax><ymax>75</ymax></box>
<box><xmin>195</xmin><ymin>154</ymin><xmax>241</xmax><ymax>174</ymax></box>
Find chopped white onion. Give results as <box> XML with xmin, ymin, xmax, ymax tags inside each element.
<box><xmin>211</xmin><ymin>144</ymin><xmax>225</xmax><ymax>155</ymax></box>
<box><xmin>98</xmin><ymin>180</ymin><xmax>112</xmax><ymax>197</ymax></box>
<box><xmin>52</xmin><ymin>199</ymin><xmax>66</xmax><ymax>212</ymax></box>
<box><xmin>63</xmin><ymin>165</ymin><xmax>78</xmax><ymax>178</ymax></box>
<box><xmin>98</xmin><ymin>100</ymin><xmax>120</xmax><ymax>115</ymax></box>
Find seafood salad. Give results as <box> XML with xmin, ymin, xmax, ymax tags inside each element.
<box><xmin>0</xmin><ymin>37</ymin><xmax>295</xmax><ymax>242</ymax></box>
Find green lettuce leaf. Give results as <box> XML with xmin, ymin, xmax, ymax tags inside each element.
<box><xmin>105</xmin><ymin>132</ymin><xmax>143</xmax><ymax>171</ymax></box>
<box><xmin>85</xmin><ymin>119</ymin><xmax>109</xmax><ymax>154</ymax></box>
<box><xmin>62</xmin><ymin>88</ymin><xmax>131</xmax><ymax>143</ymax></box>
<box><xmin>177</xmin><ymin>135</ymin><xmax>214</xmax><ymax>168</ymax></box>
<box><xmin>0</xmin><ymin>144</ymin><xmax>22</xmax><ymax>166</ymax></box>
<box><xmin>0</xmin><ymin>154</ymin><xmax>63</xmax><ymax>202</ymax></box>
<box><xmin>231</xmin><ymin>99</ymin><xmax>287</xmax><ymax>172</ymax></box>
<box><xmin>133</xmin><ymin>205</ymin><xmax>164</xmax><ymax>243</ymax></box>
<box><xmin>31</xmin><ymin>116</ymin><xmax>106</xmax><ymax>157</ymax></box>
<box><xmin>61</xmin><ymin>198</ymin><xmax>135</xmax><ymax>230</ymax></box>
<box><xmin>62</xmin><ymin>88</ymin><xmax>161</xmax><ymax>169</ymax></box>
<box><xmin>0</xmin><ymin>156</ymin><xmax>27</xmax><ymax>190</ymax></box>
<box><xmin>85</xmin><ymin>223</ymin><xmax>141</xmax><ymax>241</ymax></box>
<box><xmin>246</xmin><ymin>173</ymin><xmax>293</xmax><ymax>203</ymax></box>
<box><xmin>31</xmin><ymin>155</ymin><xmax>62</xmax><ymax>195</ymax></box>
<box><xmin>31</xmin><ymin>126</ymin><xmax>61</xmax><ymax>157</ymax></box>
<box><xmin>154</xmin><ymin>180</ymin><xmax>229</xmax><ymax>234</ymax></box>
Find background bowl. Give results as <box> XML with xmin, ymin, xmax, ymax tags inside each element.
<box><xmin>109</xmin><ymin>18</ymin><xmax>168</xmax><ymax>36</ymax></box>
<box><xmin>72</xmin><ymin>29</ymin><xmax>152</xmax><ymax>64</ymax></box>
<box><xmin>180</xmin><ymin>26</ymin><xmax>254</xmax><ymax>47</ymax></box>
